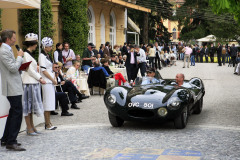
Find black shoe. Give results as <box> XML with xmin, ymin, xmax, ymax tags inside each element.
<box><xmin>71</xmin><ymin>104</ymin><xmax>80</xmax><ymax>109</ymax></box>
<box><xmin>80</xmin><ymin>95</ymin><xmax>89</xmax><ymax>100</ymax></box>
<box><xmin>234</xmin><ymin>72</ymin><xmax>238</xmax><ymax>75</ymax></box>
<box><xmin>76</xmin><ymin>99</ymin><xmax>82</xmax><ymax>103</ymax></box>
<box><xmin>61</xmin><ymin>112</ymin><xmax>74</xmax><ymax>116</ymax></box>
<box><xmin>6</xmin><ymin>144</ymin><xmax>26</xmax><ymax>151</ymax></box>
<box><xmin>50</xmin><ymin>111</ymin><xmax>58</xmax><ymax>115</ymax></box>
<box><xmin>1</xmin><ymin>142</ymin><xmax>21</xmax><ymax>147</ymax></box>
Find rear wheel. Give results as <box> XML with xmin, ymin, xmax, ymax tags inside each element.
<box><xmin>108</xmin><ymin>111</ymin><xmax>124</xmax><ymax>127</ymax></box>
<box><xmin>174</xmin><ymin>107</ymin><xmax>188</xmax><ymax>129</ymax></box>
<box><xmin>193</xmin><ymin>97</ymin><xmax>203</xmax><ymax>114</ymax></box>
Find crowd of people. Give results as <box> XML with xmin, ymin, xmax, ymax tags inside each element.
<box><xmin>0</xmin><ymin>30</ymin><xmax>90</xmax><ymax>151</ymax></box>
<box><xmin>0</xmin><ymin>29</ymin><xmax>239</xmax><ymax>151</ymax></box>
<box><xmin>179</xmin><ymin>43</ymin><xmax>240</xmax><ymax>75</ymax></box>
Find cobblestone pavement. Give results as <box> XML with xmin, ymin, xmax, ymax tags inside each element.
<box><xmin>1</xmin><ymin>62</ymin><xmax>240</xmax><ymax>160</ymax></box>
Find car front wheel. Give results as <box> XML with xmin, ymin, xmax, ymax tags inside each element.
<box><xmin>174</xmin><ymin>107</ymin><xmax>188</xmax><ymax>129</ymax></box>
<box><xmin>108</xmin><ymin>111</ymin><xmax>124</xmax><ymax>127</ymax></box>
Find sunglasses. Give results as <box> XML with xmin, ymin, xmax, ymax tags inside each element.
<box><xmin>54</xmin><ymin>67</ymin><xmax>60</xmax><ymax>69</ymax></box>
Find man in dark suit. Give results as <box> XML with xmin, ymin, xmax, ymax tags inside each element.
<box><xmin>103</xmin><ymin>42</ymin><xmax>110</xmax><ymax>57</ymax></box>
<box><xmin>216</xmin><ymin>43</ymin><xmax>222</xmax><ymax>66</ymax></box>
<box><xmin>195</xmin><ymin>44</ymin><xmax>199</xmax><ymax>62</ymax></box>
<box><xmin>0</xmin><ymin>30</ymin><xmax>26</xmax><ymax>151</ymax></box>
<box><xmin>55</xmin><ymin>92</ymin><xmax>73</xmax><ymax>116</ymax></box>
<box><xmin>142</xmin><ymin>43</ymin><xmax>147</xmax><ymax>52</ymax></box>
<box><xmin>230</xmin><ymin>44</ymin><xmax>238</xmax><ymax>67</ymax></box>
<box><xmin>204</xmin><ymin>45</ymin><xmax>209</xmax><ymax>63</ymax></box>
<box><xmin>199</xmin><ymin>45</ymin><xmax>204</xmax><ymax>63</ymax></box>
<box><xmin>125</xmin><ymin>45</ymin><xmax>140</xmax><ymax>82</ymax></box>
<box><xmin>53</xmin><ymin>63</ymin><xmax>89</xmax><ymax>110</ymax></box>
<box><xmin>209</xmin><ymin>44</ymin><xmax>215</xmax><ymax>63</ymax></box>
<box><xmin>122</xmin><ymin>42</ymin><xmax>128</xmax><ymax>55</ymax></box>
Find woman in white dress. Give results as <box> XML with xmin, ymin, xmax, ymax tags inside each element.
<box><xmin>22</xmin><ymin>33</ymin><xmax>46</xmax><ymax>135</ymax></box>
<box><xmin>38</xmin><ymin>37</ymin><xmax>57</xmax><ymax>130</ymax></box>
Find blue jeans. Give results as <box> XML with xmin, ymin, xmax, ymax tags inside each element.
<box><xmin>82</xmin><ymin>65</ymin><xmax>91</xmax><ymax>74</ymax></box>
<box><xmin>180</xmin><ymin>53</ymin><xmax>184</xmax><ymax>60</ymax></box>
<box><xmin>191</xmin><ymin>55</ymin><xmax>195</xmax><ymax>66</ymax></box>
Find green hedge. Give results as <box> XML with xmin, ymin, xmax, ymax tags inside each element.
<box><xmin>19</xmin><ymin>0</ymin><xmax>54</xmax><ymax>59</ymax></box>
<box><xmin>0</xmin><ymin>9</ymin><xmax>2</xmax><ymax>31</ymax></box>
<box><xmin>60</xmin><ymin>0</ymin><xmax>89</xmax><ymax>57</ymax></box>
<box><xmin>20</xmin><ymin>0</ymin><xmax>54</xmax><ymax>39</ymax></box>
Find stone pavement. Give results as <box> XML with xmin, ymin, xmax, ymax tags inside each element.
<box><xmin>0</xmin><ymin>61</ymin><xmax>240</xmax><ymax>160</ymax></box>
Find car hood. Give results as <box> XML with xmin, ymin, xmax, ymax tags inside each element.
<box><xmin>128</xmin><ymin>85</ymin><xmax>177</xmax><ymax>108</ymax></box>
<box><xmin>109</xmin><ymin>84</ymin><xmax>184</xmax><ymax>108</ymax></box>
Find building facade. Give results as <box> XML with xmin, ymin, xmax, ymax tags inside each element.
<box><xmin>1</xmin><ymin>0</ymin><xmax>149</xmax><ymax>52</ymax></box>
<box><xmin>163</xmin><ymin>0</ymin><xmax>185</xmax><ymax>43</ymax></box>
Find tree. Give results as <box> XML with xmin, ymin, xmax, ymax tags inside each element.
<box><xmin>209</xmin><ymin>0</ymin><xmax>240</xmax><ymax>24</ymax></box>
<box><xmin>207</xmin><ymin>21</ymin><xmax>240</xmax><ymax>44</ymax></box>
<box><xmin>176</xmin><ymin>0</ymin><xmax>239</xmax><ymax>43</ymax></box>
<box><xmin>128</xmin><ymin>0</ymin><xmax>173</xmax><ymax>44</ymax></box>
<box><xmin>176</xmin><ymin>0</ymin><xmax>210</xmax><ymax>42</ymax></box>
<box><xmin>20</xmin><ymin>0</ymin><xmax>55</xmax><ymax>39</ymax></box>
<box><xmin>0</xmin><ymin>9</ymin><xmax>2</xmax><ymax>31</ymax></box>
<box><xmin>19</xmin><ymin>0</ymin><xmax>55</xmax><ymax>59</ymax></box>
<box><xmin>60</xmin><ymin>0</ymin><xmax>89</xmax><ymax>56</ymax></box>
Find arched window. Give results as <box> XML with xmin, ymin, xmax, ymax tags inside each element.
<box><xmin>172</xmin><ymin>28</ymin><xmax>177</xmax><ymax>39</ymax></box>
<box><xmin>87</xmin><ymin>6</ymin><xmax>95</xmax><ymax>44</ymax></box>
<box><xmin>109</xmin><ymin>11</ymin><xmax>116</xmax><ymax>46</ymax></box>
<box><xmin>100</xmin><ymin>13</ymin><xmax>105</xmax><ymax>45</ymax></box>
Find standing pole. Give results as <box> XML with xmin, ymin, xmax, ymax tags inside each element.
<box><xmin>38</xmin><ymin>5</ymin><xmax>41</xmax><ymax>55</ymax></box>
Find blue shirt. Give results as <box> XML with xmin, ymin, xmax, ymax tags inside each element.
<box><xmin>92</xmin><ymin>66</ymin><xmax>109</xmax><ymax>77</ymax></box>
<box><xmin>141</xmin><ymin>77</ymin><xmax>159</xmax><ymax>85</ymax></box>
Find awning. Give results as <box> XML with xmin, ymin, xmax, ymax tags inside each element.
<box><xmin>196</xmin><ymin>35</ymin><xmax>216</xmax><ymax>42</ymax></box>
<box><xmin>0</xmin><ymin>0</ymin><xmax>40</xmax><ymax>9</ymax></box>
<box><xmin>103</xmin><ymin>0</ymin><xmax>151</xmax><ymax>13</ymax></box>
<box><xmin>128</xmin><ymin>17</ymin><xmax>140</xmax><ymax>34</ymax></box>
<box><xmin>0</xmin><ymin>0</ymin><xmax>41</xmax><ymax>64</ymax></box>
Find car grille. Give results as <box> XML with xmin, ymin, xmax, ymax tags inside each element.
<box><xmin>128</xmin><ymin>109</ymin><xmax>154</xmax><ymax>118</ymax></box>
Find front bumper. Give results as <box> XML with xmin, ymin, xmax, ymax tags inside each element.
<box><xmin>106</xmin><ymin>103</ymin><xmax>185</xmax><ymax>122</ymax></box>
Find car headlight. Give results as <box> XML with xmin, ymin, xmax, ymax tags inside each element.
<box><xmin>107</xmin><ymin>94</ymin><xmax>116</xmax><ymax>104</ymax></box>
<box><xmin>167</xmin><ymin>97</ymin><xmax>181</xmax><ymax>110</ymax></box>
<box><xmin>158</xmin><ymin>108</ymin><xmax>168</xmax><ymax>117</ymax></box>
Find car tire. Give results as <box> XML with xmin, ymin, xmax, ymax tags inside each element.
<box><xmin>193</xmin><ymin>97</ymin><xmax>203</xmax><ymax>114</ymax></box>
<box><xmin>108</xmin><ymin>111</ymin><xmax>124</xmax><ymax>127</ymax></box>
<box><xmin>174</xmin><ymin>106</ymin><xmax>188</xmax><ymax>129</ymax></box>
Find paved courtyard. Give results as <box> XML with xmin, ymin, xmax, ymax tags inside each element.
<box><xmin>1</xmin><ymin>61</ymin><xmax>240</xmax><ymax>160</ymax></box>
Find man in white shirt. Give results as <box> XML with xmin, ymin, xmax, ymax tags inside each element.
<box><xmin>62</xmin><ymin>42</ymin><xmax>76</xmax><ymax>69</ymax></box>
<box><xmin>135</xmin><ymin>45</ymin><xmax>146</xmax><ymax>77</ymax></box>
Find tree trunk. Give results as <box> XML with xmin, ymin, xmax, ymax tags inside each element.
<box><xmin>143</xmin><ymin>12</ymin><xmax>148</xmax><ymax>44</ymax></box>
